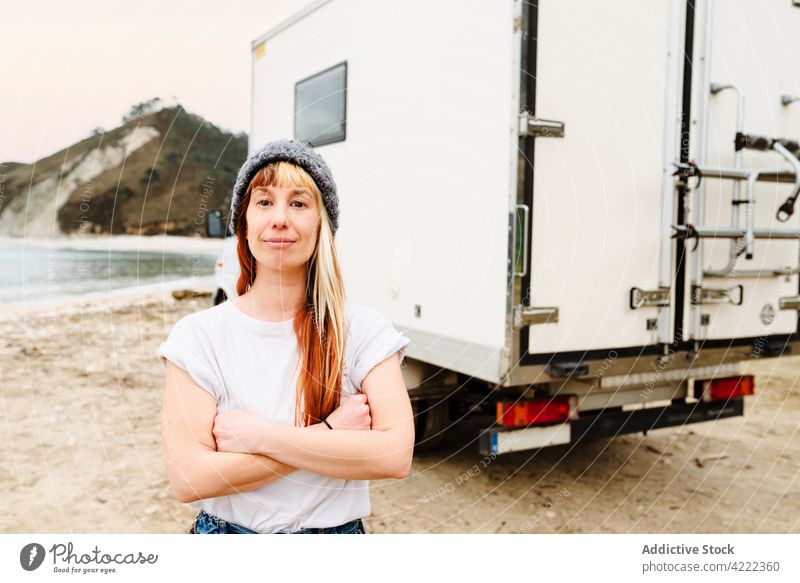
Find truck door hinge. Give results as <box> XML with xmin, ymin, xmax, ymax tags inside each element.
<box><xmin>512</xmin><ymin>304</ymin><xmax>559</xmax><ymax>329</ymax></box>
<box><xmin>629</xmin><ymin>287</ymin><xmax>671</xmax><ymax>309</ymax></box>
<box><xmin>518</xmin><ymin>112</ymin><xmax>565</xmax><ymax>138</ymax></box>
<box><xmin>779</xmin><ymin>295</ymin><xmax>800</xmax><ymax>310</ymax></box>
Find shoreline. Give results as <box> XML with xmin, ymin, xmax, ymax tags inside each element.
<box><xmin>0</xmin><ymin>234</ymin><xmax>226</xmax><ymax>255</ymax></box>
<box><xmin>0</xmin><ymin>275</ymin><xmax>217</xmax><ymax>319</ymax></box>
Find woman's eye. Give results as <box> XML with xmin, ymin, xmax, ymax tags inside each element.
<box><xmin>256</xmin><ymin>200</ymin><xmax>305</xmax><ymax>208</ymax></box>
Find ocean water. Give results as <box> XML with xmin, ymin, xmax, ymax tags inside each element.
<box><xmin>0</xmin><ymin>244</ymin><xmax>217</xmax><ymax>304</ymax></box>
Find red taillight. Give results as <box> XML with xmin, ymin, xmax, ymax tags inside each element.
<box><xmin>496</xmin><ymin>396</ymin><xmax>578</xmax><ymax>428</ymax></box>
<box><xmin>215</xmin><ymin>260</ymin><xmax>224</xmax><ymax>269</ymax></box>
<box><xmin>704</xmin><ymin>375</ymin><xmax>755</xmax><ymax>402</ymax></box>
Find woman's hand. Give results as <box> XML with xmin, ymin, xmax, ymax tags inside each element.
<box><xmin>212</xmin><ymin>393</ymin><xmax>371</xmax><ymax>454</ymax></box>
<box><xmin>212</xmin><ymin>409</ymin><xmax>269</xmax><ymax>454</ymax></box>
<box><xmin>325</xmin><ymin>392</ymin><xmax>372</xmax><ymax>430</ymax></box>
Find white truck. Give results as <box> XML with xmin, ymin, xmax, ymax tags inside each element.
<box><xmin>207</xmin><ymin>0</ymin><xmax>800</xmax><ymax>455</ymax></box>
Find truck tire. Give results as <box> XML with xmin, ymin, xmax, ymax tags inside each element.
<box><xmin>412</xmin><ymin>397</ymin><xmax>450</xmax><ymax>450</ymax></box>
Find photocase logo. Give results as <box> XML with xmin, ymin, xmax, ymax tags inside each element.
<box><xmin>20</xmin><ymin>543</ymin><xmax>46</xmax><ymax>571</ymax></box>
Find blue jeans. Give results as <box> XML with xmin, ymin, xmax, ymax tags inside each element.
<box><xmin>190</xmin><ymin>509</ymin><xmax>366</xmax><ymax>534</ymax></box>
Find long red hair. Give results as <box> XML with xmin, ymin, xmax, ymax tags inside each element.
<box><xmin>234</xmin><ymin>162</ymin><xmax>347</xmax><ymax>427</ymax></box>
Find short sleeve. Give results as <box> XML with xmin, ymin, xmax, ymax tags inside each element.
<box><xmin>350</xmin><ymin>307</ymin><xmax>411</xmax><ymax>390</ymax></box>
<box><xmin>155</xmin><ymin>317</ymin><xmax>224</xmax><ymax>401</ymax></box>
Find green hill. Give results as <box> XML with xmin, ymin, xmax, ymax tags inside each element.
<box><xmin>0</xmin><ymin>103</ymin><xmax>247</xmax><ymax>237</ymax></box>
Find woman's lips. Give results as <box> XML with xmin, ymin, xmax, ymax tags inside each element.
<box><xmin>265</xmin><ymin>240</ymin><xmax>295</xmax><ymax>249</ymax></box>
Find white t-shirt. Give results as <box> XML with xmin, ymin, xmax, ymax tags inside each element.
<box><xmin>155</xmin><ymin>299</ymin><xmax>411</xmax><ymax>533</ymax></box>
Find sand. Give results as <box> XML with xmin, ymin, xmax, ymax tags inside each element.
<box><xmin>1</xmin><ymin>289</ymin><xmax>798</xmax><ymax>533</ymax></box>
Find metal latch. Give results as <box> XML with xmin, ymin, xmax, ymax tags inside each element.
<box><xmin>629</xmin><ymin>287</ymin><xmax>670</xmax><ymax>309</ymax></box>
<box><xmin>691</xmin><ymin>285</ymin><xmax>744</xmax><ymax>306</ymax></box>
<box><xmin>518</xmin><ymin>112</ymin><xmax>565</xmax><ymax>138</ymax></box>
<box><xmin>779</xmin><ymin>295</ymin><xmax>800</xmax><ymax>310</ymax></box>
<box><xmin>512</xmin><ymin>305</ymin><xmax>559</xmax><ymax>329</ymax></box>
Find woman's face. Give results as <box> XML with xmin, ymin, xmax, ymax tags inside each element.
<box><xmin>245</xmin><ymin>183</ymin><xmax>321</xmax><ymax>274</ymax></box>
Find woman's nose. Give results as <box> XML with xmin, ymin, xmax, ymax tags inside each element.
<box><xmin>271</xmin><ymin>203</ymin><xmax>290</xmax><ymax>225</ymax></box>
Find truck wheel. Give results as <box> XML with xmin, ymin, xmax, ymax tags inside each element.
<box><xmin>412</xmin><ymin>398</ymin><xmax>450</xmax><ymax>450</ymax></box>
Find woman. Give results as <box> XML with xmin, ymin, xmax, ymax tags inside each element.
<box><xmin>156</xmin><ymin>139</ymin><xmax>414</xmax><ymax>534</ymax></box>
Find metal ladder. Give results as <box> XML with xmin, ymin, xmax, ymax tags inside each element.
<box><xmin>636</xmin><ymin>135</ymin><xmax>800</xmax><ymax>320</ymax></box>
<box><xmin>672</xmin><ymin>134</ymin><xmax>800</xmax><ymax>252</ymax></box>
<box><xmin>642</xmin><ymin>0</ymin><xmax>800</xmax><ymax>350</ymax></box>
<box><xmin>671</xmin><ymin>133</ymin><xmax>800</xmax><ymax>316</ymax></box>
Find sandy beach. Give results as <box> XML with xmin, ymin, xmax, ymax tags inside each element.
<box><xmin>1</xmin><ymin>288</ymin><xmax>798</xmax><ymax>533</ymax></box>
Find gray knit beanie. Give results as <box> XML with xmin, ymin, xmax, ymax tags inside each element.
<box><xmin>228</xmin><ymin>138</ymin><xmax>339</xmax><ymax>236</ymax></box>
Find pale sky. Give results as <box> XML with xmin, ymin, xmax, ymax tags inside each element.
<box><xmin>0</xmin><ymin>0</ymin><xmax>309</xmax><ymax>164</ymax></box>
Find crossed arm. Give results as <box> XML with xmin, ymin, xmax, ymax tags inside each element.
<box><xmin>161</xmin><ymin>353</ymin><xmax>415</xmax><ymax>504</ymax></box>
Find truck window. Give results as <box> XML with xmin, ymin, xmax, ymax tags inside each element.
<box><xmin>294</xmin><ymin>61</ymin><xmax>347</xmax><ymax>147</ymax></box>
